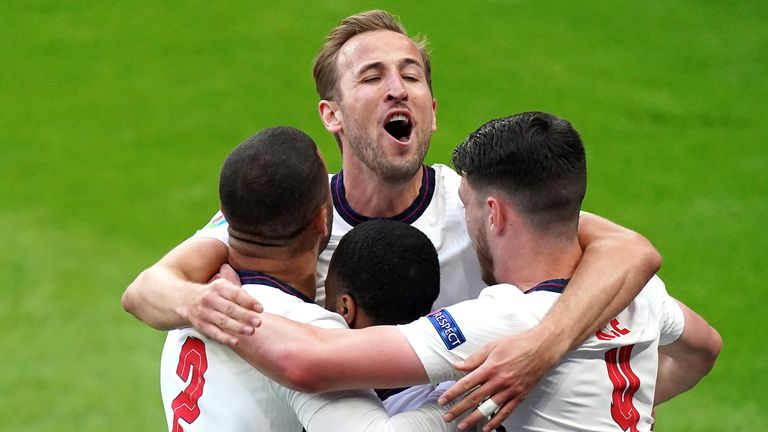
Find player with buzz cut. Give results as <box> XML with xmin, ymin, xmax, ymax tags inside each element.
<box><xmin>161</xmin><ymin>126</ymin><xmax>463</xmax><ymax>432</ymax></box>
<box><xmin>123</xmin><ymin>10</ymin><xmax>663</xmax><ymax>428</ymax></box>
<box><xmin>228</xmin><ymin>112</ymin><xmax>722</xmax><ymax>432</ymax></box>
<box><xmin>321</xmin><ymin>218</ymin><xmax>455</xmax><ymax>417</ymax></box>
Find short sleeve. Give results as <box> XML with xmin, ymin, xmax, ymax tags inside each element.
<box><xmin>398</xmin><ymin>286</ymin><xmax>540</xmax><ymax>383</ymax></box>
<box><xmin>191</xmin><ymin>210</ymin><xmax>230</xmax><ymax>244</ymax></box>
<box><xmin>646</xmin><ymin>275</ymin><xmax>685</xmax><ymax>345</ymax></box>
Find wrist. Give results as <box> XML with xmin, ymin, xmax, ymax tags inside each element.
<box><xmin>530</xmin><ymin>320</ymin><xmax>572</xmax><ymax>363</ymax></box>
<box><xmin>174</xmin><ymin>282</ymin><xmax>203</xmax><ymax>328</ymax></box>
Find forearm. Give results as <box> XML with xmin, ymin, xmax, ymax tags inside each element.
<box><xmin>655</xmin><ymin>300</ymin><xmax>722</xmax><ymax>404</ymax></box>
<box><xmin>234</xmin><ymin>313</ymin><xmax>428</xmax><ymax>393</ymax></box>
<box><xmin>121</xmin><ymin>237</ymin><xmax>229</xmax><ymax>330</ymax></box>
<box><xmin>541</xmin><ymin>213</ymin><xmax>661</xmax><ymax>352</ymax></box>
<box><xmin>121</xmin><ymin>264</ymin><xmax>203</xmax><ymax>329</ymax></box>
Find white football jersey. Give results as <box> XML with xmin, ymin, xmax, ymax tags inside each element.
<box><xmin>161</xmin><ymin>270</ymin><xmax>458</xmax><ymax>432</ymax></box>
<box><xmin>398</xmin><ymin>275</ymin><xmax>685</xmax><ymax>432</ymax></box>
<box><xmin>271</xmin><ymin>385</ymin><xmax>455</xmax><ymax>432</ymax></box>
<box><xmin>193</xmin><ymin>164</ymin><xmax>486</xmax><ymax>308</ymax></box>
<box><xmin>160</xmin><ymin>272</ymin><xmax>347</xmax><ymax>432</ymax></box>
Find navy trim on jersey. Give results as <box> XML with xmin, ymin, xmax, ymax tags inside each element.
<box><xmin>236</xmin><ymin>270</ymin><xmax>314</xmax><ymax>304</ymax></box>
<box><xmin>374</xmin><ymin>386</ymin><xmax>411</xmax><ymax>402</ymax></box>
<box><xmin>330</xmin><ymin>165</ymin><xmax>436</xmax><ymax>227</ymax></box>
<box><xmin>524</xmin><ymin>278</ymin><xmax>569</xmax><ymax>294</ymax></box>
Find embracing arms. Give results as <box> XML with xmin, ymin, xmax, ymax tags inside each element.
<box><xmin>232</xmin><ymin>315</ymin><xmax>428</xmax><ymax>393</ymax></box>
<box><xmin>121</xmin><ymin>237</ymin><xmax>262</xmax><ymax>345</ymax></box>
<box><xmin>440</xmin><ymin>212</ymin><xmax>661</xmax><ymax>430</ymax></box>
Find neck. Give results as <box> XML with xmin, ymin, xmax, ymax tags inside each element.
<box><xmin>227</xmin><ymin>238</ymin><xmax>317</xmax><ymax>300</ymax></box>
<box><xmin>340</xmin><ymin>158</ymin><xmax>423</xmax><ymax>218</ymax></box>
<box><xmin>495</xmin><ymin>233</ymin><xmax>583</xmax><ymax>292</ymax></box>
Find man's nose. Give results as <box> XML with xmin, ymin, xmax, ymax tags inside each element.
<box><xmin>385</xmin><ymin>76</ymin><xmax>407</xmax><ymax>102</ymax></box>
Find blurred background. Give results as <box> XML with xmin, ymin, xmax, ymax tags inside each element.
<box><xmin>2</xmin><ymin>1</ymin><xmax>766</xmax><ymax>430</ymax></box>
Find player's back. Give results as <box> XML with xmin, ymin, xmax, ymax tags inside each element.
<box><xmin>160</xmin><ymin>274</ymin><xmax>347</xmax><ymax>431</ymax></box>
<box><xmin>507</xmin><ymin>276</ymin><xmax>683</xmax><ymax>431</ymax></box>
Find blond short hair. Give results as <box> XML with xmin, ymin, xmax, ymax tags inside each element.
<box><xmin>312</xmin><ymin>10</ymin><xmax>432</xmax><ymax>101</ymax></box>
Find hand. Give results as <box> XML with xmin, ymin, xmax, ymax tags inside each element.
<box><xmin>183</xmin><ymin>264</ymin><xmax>264</xmax><ymax>347</ymax></box>
<box><xmin>439</xmin><ymin>329</ymin><xmax>562</xmax><ymax>431</ymax></box>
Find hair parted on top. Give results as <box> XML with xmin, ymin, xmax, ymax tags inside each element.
<box><xmin>312</xmin><ymin>9</ymin><xmax>433</xmax><ymax>101</ymax></box>
<box><xmin>328</xmin><ymin>219</ymin><xmax>439</xmax><ymax>325</ymax></box>
<box><xmin>452</xmin><ymin>112</ymin><xmax>587</xmax><ymax>231</ymax></box>
<box><xmin>219</xmin><ymin>126</ymin><xmax>328</xmax><ymax>245</ymax></box>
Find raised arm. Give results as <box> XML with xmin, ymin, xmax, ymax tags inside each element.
<box><xmin>121</xmin><ymin>237</ymin><xmax>263</xmax><ymax>346</ymax></box>
<box><xmin>232</xmin><ymin>313</ymin><xmax>428</xmax><ymax>393</ymax></box>
<box><xmin>655</xmin><ymin>299</ymin><xmax>722</xmax><ymax>405</ymax></box>
<box><xmin>441</xmin><ymin>212</ymin><xmax>661</xmax><ymax>431</ymax></box>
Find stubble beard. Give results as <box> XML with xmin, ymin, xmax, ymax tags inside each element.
<box><xmin>344</xmin><ymin>119</ymin><xmax>429</xmax><ymax>186</ymax></box>
<box><xmin>474</xmin><ymin>228</ymin><xmax>497</xmax><ymax>286</ymax></box>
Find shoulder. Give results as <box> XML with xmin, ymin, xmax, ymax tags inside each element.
<box><xmin>242</xmin><ymin>284</ymin><xmax>347</xmax><ymax>328</ymax></box>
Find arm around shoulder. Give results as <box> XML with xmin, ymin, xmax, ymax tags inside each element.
<box><xmin>233</xmin><ymin>315</ymin><xmax>429</xmax><ymax>393</ymax></box>
<box><xmin>121</xmin><ymin>237</ymin><xmax>262</xmax><ymax>346</ymax></box>
<box><xmin>121</xmin><ymin>237</ymin><xmax>229</xmax><ymax>328</ymax></box>
<box><xmin>565</xmin><ymin>212</ymin><xmax>662</xmax><ymax>343</ymax></box>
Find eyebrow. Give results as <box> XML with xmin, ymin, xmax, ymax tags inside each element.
<box><xmin>355</xmin><ymin>57</ymin><xmax>424</xmax><ymax>78</ymax></box>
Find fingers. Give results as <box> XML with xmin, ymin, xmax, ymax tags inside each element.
<box><xmin>439</xmin><ymin>344</ymin><xmax>495</xmax><ymax>405</ymax></box>
<box><xmin>441</xmin><ymin>372</ymin><xmax>490</xmax><ymax>416</ymax></box>
<box><xmin>218</xmin><ymin>263</ymin><xmax>241</xmax><ymax>286</ymax></box>
<box><xmin>453</xmin><ymin>388</ymin><xmax>525</xmax><ymax>431</ymax></box>
<box><xmin>443</xmin><ymin>379</ymin><xmax>498</xmax><ymax>426</ymax></box>
<box><xmin>478</xmin><ymin>394</ymin><xmax>523</xmax><ymax>432</ymax></box>
<box><xmin>440</xmin><ymin>362</ymin><xmax>528</xmax><ymax>430</ymax></box>
<box><xmin>453</xmin><ymin>343</ymin><xmax>493</xmax><ymax>372</ymax></box>
<box><xmin>188</xmin><ymin>279</ymin><xmax>265</xmax><ymax>344</ymax></box>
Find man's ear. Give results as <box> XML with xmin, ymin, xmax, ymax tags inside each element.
<box><xmin>319</xmin><ymin>100</ymin><xmax>342</xmax><ymax>134</ymax></box>
<box><xmin>487</xmin><ymin>196</ymin><xmax>506</xmax><ymax>234</ymax></box>
<box><xmin>312</xmin><ymin>206</ymin><xmax>330</xmax><ymax>237</ymax></box>
<box><xmin>336</xmin><ymin>294</ymin><xmax>357</xmax><ymax>328</ymax></box>
<box><xmin>430</xmin><ymin>98</ymin><xmax>437</xmax><ymax>132</ymax></box>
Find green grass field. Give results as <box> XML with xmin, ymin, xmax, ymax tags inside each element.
<box><xmin>2</xmin><ymin>1</ymin><xmax>766</xmax><ymax>430</ymax></box>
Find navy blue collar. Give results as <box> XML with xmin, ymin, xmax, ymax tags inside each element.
<box><xmin>524</xmin><ymin>278</ymin><xmax>569</xmax><ymax>294</ymax></box>
<box><xmin>375</xmin><ymin>386</ymin><xmax>411</xmax><ymax>402</ymax></box>
<box><xmin>330</xmin><ymin>165</ymin><xmax>436</xmax><ymax>227</ymax></box>
<box><xmin>235</xmin><ymin>270</ymin><xmax>314</xmax><ymax>304</ymax></box>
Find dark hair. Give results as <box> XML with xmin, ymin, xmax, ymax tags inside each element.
<box><xmin>328</xmin><ymin>219</ymin><xmax>439</xmax><ymax>325</ymax></box>
<box><xmin>219</xmin><ymin>126</ymin><xmax>327</xmax><ymax>245</ymax></box>
<box><xmin>452</xmin><ymin>112</ymin><xmax>586</xmax><ymax>232</ymax></box>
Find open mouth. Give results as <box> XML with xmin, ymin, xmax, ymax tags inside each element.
<box><xmin>384</xmin><ymin>113</ymin><xmax>413</xmax><ymax>143</ymax></box>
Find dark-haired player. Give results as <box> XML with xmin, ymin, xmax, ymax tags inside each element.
<box><xmin>322</xmin><ymin>219</ymin><xmax>453</xmax><ymax>416</ymax></box>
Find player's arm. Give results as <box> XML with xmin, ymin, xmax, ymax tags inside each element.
<box><xmin>275</xmin><ymin>386</ymin><xmax>456</xmax><ymax>432</ymax></box>
<box><xmin>121</xmin><ymin>237</ymin><xmax>263</xmax><ymax>346</ymax></box>
<box><xmin>232</xmin><ymin>312</ymin><xmax>428</xmax><ymax>393</ymax></box>
<box><xmin>655</xmin><ymin>299</ymin><xmax>722</xmax><ymax>404</ymax></box>
<box><xmin>441</xmin><ymin>212</ymin><xmax>661</xmax><ymax>431</ymax></box>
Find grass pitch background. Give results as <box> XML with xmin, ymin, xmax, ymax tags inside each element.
<box><xmin>2</xmin><ymin>1</ymin><xmax>766</xmax><ymax>430</ymax></box>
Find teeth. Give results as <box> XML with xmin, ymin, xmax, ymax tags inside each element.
<box><xmin>387</xmin><ymin>114</ymin><xmax>410</xmax><ymax>124</ymax></box>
